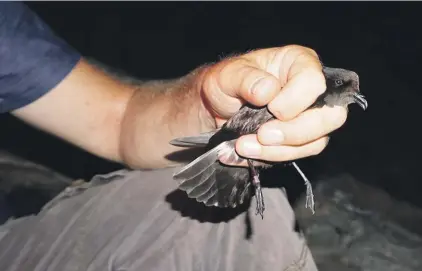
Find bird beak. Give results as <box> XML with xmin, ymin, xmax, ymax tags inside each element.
<box><xmin>353</xmin><ymin>92</ymin><xmax>368</xmax><ymax>110</ymax></box>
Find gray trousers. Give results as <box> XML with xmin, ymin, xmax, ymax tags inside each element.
<box><xmin>0</xmin><ymin>167</ymin><xmax>318</xmax><ymax>271</ymax></box>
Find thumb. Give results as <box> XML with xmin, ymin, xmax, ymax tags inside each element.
<box><xmin>202</xmin><ymin>58</ymin><xmax>281</xmax><ymax>118</ymax></box>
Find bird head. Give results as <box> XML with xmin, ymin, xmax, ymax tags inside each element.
<box><xmin>317</xmin><ymin>67</ymin><xmax>368</xmax><ymax>110</ymax></box>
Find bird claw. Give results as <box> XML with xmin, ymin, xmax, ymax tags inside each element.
<box><xmin>292</xmin><ymin>162</ymin><xmax>316</xmax><ymax>215</ymax></box>
<box><xmin>255</xmin><ymin>184</ymin><xmax>265</xmax><ymax>219</ymax></box>
<box><xmin>248</xmin><ymin>159</ymin><xmax>265</xmax><ymax>219</ymax></box>
<box><xmin>305</xmin><ymin>182</ymin><xmax>315</xmax><ymax>214</ymax></box>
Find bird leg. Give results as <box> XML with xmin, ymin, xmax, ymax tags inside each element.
<box><xmin>291</xmin><ymin>162</ymin><xmax>315</xmax><ymax>214</ymax></box>
<box><xmin>247</xmin><ymin>159</ymin><xmax>265</xmax><ymax>219</ymax></box>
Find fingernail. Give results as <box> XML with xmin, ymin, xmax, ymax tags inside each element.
<box><xmin>241</xmin><ymin>140</ymin><xmax>262</xmax><ymax>157</ymax></box>
<box><xmin>252</xmin><ymin>77</ymin><xmax>273</xmax><ymax>95</ymax></box>
<box><xmin>260</xmin><ymin>127</ymin><xmax>284</xmax><ymax>145</ymax></box>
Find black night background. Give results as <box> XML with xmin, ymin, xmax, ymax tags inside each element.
<box><xmin>0</xmin><ymin>3</ymin><xmax>421</xmax><ymax>268</ymax></box>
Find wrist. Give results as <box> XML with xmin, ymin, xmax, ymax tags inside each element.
<box><xmin>164</xmin><ymin>64</ymin><xmax>217</xmax><ymax>143</ymax></box>
<box><xmin>118</xmin><ymin>64</ymin><xmax>216</xmax><ymax>169</ymax></box>
<box><xmin>186</xmin><ymin>64</ymin><xmax>217</xmax><ymax>133</ymax></box>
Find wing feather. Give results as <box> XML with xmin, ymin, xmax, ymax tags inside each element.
<box><xmin>172</xmin><ymin>139</ymin><xmax>253</xmax><ymax>208</ymax></box>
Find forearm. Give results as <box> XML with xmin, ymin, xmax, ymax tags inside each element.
<box><xmin>12</xmin><ymin>59</ymin><xmax>135</xmax><ymax>163</ymax></box>
<box><xmin>13</xmin><ymin>56</ymin><xmax>213</xmax><ymax>169</ymax></box>
<box><xmin>119</xmin><ymin>65</ymin><xmax>214</xmax><ymax>169</ymax></box>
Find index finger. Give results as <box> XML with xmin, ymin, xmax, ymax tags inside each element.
<box><xmin>267</xmin><ymin>46</ymin><xmax>326</xmax><ymax>121</ymax></box>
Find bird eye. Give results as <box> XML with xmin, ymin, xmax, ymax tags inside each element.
<box><xmin>334</xmin><ymin>79</ymin><xmax>344</xmax><ymax>87</ymax></box>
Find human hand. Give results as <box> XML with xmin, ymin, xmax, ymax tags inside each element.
<box><xmin>198</xmin><ymin>45</ymin><xmax>348</xmax><ymax>163</ymax></box>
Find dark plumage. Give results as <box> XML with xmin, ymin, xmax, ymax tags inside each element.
<box><xmin>170</xmin><ymin>66</ymin><xmax>368</xmax><ymax>218</ymax></box>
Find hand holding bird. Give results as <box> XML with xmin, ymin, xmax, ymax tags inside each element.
<box><xmin>170</xmin><ymin>45</ymin><xmax>367</xmax><ymax>218</ymax></box>
<box><xmin>195</xmin><ymin>45</ymin><xmax>350</xmax><ymax>165</ymax></box>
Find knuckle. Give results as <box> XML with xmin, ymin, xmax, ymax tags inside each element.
<box><xmin>284</xmin><ymin>45</ymin><xmax>320</xmax><ymax>62</ymax></box>
<box><xmin>284</xmin><ymin>44</ymin><xmax>309</xmax><ymax>53</ymax></box>
<box><xmin>282</xmin><ymin>44</ymin><xmax>301</xmax><ymax>51</ymax></box>
<box><xmin>306</xmin><ymin>48</ymin><xmax>319</xmax><ymax>58</ymax></box>
<box><xmin>297</xmin><ymin>46</ymin><xmax>319</xmax><ymax>59</ymax></box>
<box><xmin>234</xmin><ymin>56</ymin><xmax>254</xmax><ymax>67</ymax></box>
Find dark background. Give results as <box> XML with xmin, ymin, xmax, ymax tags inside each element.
<box><xmin>1</xmin><ymin>2</ymin><xmax>421</xmax><ymax>210</ymax></box>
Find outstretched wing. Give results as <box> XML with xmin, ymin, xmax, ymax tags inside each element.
<box><xmin>172</xmin><ymin>139</ymin><xmax>252</xmax><ymax>208</ymax></box>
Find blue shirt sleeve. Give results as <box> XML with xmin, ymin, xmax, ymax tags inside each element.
<box><xmin>0</xmin><ymin>2</ymin><xmax>81</xmax><ymax>113</ymax></box>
